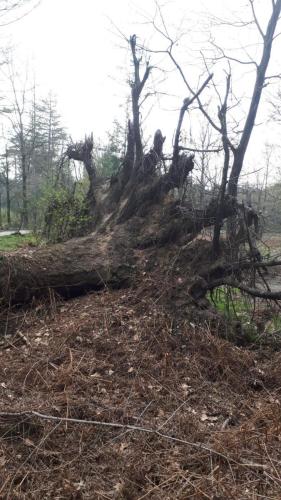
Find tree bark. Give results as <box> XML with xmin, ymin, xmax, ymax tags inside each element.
<box><xmin>21</xmin><ymin>151</ymin><xmax>28</xmax><ymax>227</ymax></box>
<box><xmin>0</xmin><ymin>233</ymin><xmax>137</xmax><ymax>305</ymax></box>
<box><xmin>0</xmin><ymin>192</ymin><xmax>2</xmax><ymax>229</ymax></box>
<box><xmin>212</xmin><ymin>74</ymin><xmax>231</xmax><ymax>257</ymax></box>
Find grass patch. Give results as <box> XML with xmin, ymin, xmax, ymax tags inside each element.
<box><xmin>208</xmin><ymin>286</ymin><xmax>258</xmax><ymax>342</ymax></box>
<box><xmin>209</xmin><ymin>286</ymin><xmax>251</xmax><ymax>318</ymax></box>
<box><xmin>209</xmin><ymin>285</ymin><xmax>281</xmax><ymax>343</ymax></box>
<box><xmin>0</xmin><ymin>233</ymin><xmax>38</xmax><ymax>252</ymax></box>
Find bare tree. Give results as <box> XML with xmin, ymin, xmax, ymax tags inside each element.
<box><xmin>0</xmin><ymin>145</ymin><xmax>11</xmax><ymax>226</ymax></box>
<box><xmin>227</xmin><ymin>1</ymin><xmax>281</xmax><ymax>200</ymax></box>
<box><xmin>1</xmin><ymin>58</ymin><xmax>39</xmax><ymax>227</ymax></box>
<box><xmin>139</xmin><ymin>0</ymin><xmax>281</xmax><ymax>254</ymax></box>
<box><xmin>6</xmin><ymin>64</ymin><xmax>30</xmax><ymax>227</ymax></box>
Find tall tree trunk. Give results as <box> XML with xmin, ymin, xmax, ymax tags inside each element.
<box><xmin>0</xmin><ymin>191</ymin><xmax>2</xmax><ymax>229</ymax></box>
<box><xmin>227</xmin><ymin>0</ymin><xmax>281</xmax><ymax>200</ymax></box>
<box><xmin>5</xmin><ymin>149</ymin><xmax>11</xmax><ymax>227</ymax></box>
<box><xmin>212</xmin><ymin>74</ymin><xmax>231</xmax><ymax>256</ymax></box>
<box><xmin>21</xmin><ymin>151</ymin><xmax>28</xmax><ymax>227</ymax></box>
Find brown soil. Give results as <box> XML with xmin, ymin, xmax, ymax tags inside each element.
<box><xmin>0</xmin><ymin>267</ymin><xmax>281</xmax><ymax>499</ymax></box>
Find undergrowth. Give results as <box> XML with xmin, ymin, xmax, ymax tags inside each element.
<box><xmin>209</xmin><ymin>285</ymin><xmax>281</xmax><ymax>344</ymax></box>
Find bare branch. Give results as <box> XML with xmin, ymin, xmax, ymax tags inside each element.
<box><xmin>209</xmin><ymin>277</ymin><xmax>281</xmax><ymax>300</ymax></box>
<box><xmin>179</xmin><ymin>146</ymin><xmax>222</xmax><ymax>153</ymax></box>
<box><xmin>264</xmin><ymin>73</ymin><xmax>281</xmax><ymax>80</ymax></box>
<box><xmin>139</xmin><ymin>62</ymin><xmax>152</xmax><ymax>95</ymax></box>
<box><xmin>210</xmin><ymin>40</ymin><xmax>258</xmax><ymax>67</ymax></box>
<box><xmin>0</xmin><ymin>410</ymin><xmax>241</xmax><ymax>465</ymax></box>
<box><xmin>155</xmin><ymin>0</ymin><xmax>173</xmax><ymax>45</ymax></box>
<box><xmin>249</xmin><ymin>0</ymin><xmax>265</xmax><ymax>39</ymax></box>
<box><xmin>0</xmin><ymin>0</ymin><xmax>41</xmax><ymax>27</ymax></box>
<box><xmin>172</xmin><ymin>73</ymin><xmax>213</xmax><ymax>167</ymax></box>
<box><xmin>167</xmin><ymin>50</ymin><xmax>224</xmax><ymax>136</ymax></box>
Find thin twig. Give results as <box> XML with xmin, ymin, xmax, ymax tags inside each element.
<box><xmin>0</xmin><ymin>410</ymin><xmax>237</xmax><ymax>465</ymax></box>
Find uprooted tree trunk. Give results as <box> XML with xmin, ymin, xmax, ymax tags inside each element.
<box><xmin>0</xmin><ymin>35</ymin><xmax>279</xmax><ymax>310</ymax></box>
<box><xmin>1</xmin><ymin>125</ymin><xmax>231</xmax><ymax>305</ymax></box>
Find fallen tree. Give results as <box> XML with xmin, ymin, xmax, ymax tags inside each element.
<box><xmin>0</xmin><ymin>40</ymin><xmax>219</xmax><ymax>306</ymax></box>
<box><xmin>0</xmin><ymin>124</ymin><xmax>236</xmax><ymax>305</ymax></box>
<box><xmin>1</xmin><ymin>14</ymin><xmax>281</xmax><ymax>310</ymax></box>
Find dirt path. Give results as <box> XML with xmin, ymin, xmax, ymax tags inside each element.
<box><xmin>0</xmin><ymin>230</ymin><xmax>31</xmax><ymax>237</ymax></box>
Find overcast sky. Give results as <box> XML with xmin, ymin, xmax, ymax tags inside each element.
<box><xmin>1</xmin><ymin>0</ymin><xmax>281</xmax><ymax>182</ymax></box>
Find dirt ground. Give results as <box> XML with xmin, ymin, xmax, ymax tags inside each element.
<box><xmin>0</xmin><ymin>262</ymin><xmax>281</xmax><ymax>500</ymax></box>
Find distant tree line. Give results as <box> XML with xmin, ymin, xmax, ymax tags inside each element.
<box><xmin>0</xmin><ymin>66</ymin><xmax>125</xmax><ymax>234</ymax></box>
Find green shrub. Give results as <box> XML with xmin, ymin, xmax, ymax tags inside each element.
<box><xmin>42</xmin><ymin>185</ymin><xmax>91</xmax><ymax>243</ymax></box>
